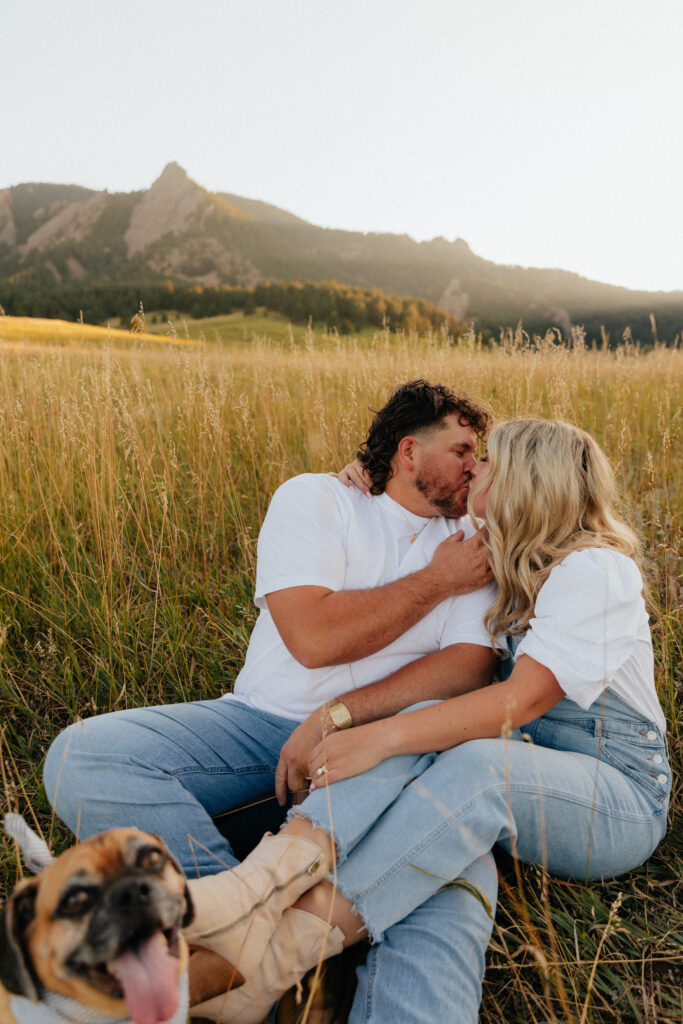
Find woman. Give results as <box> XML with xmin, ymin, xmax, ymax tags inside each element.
<box><xmin>185</xmin><ymin>419</ymin><xmax>670</xmax><ymax>1024</ymax></box>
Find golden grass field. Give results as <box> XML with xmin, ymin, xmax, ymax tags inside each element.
<box><xmin>0</xmin><ymin>314</ymin><xmax>680</xmax><ymax>1023</ymax></box>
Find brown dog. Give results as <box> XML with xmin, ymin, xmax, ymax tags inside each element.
<box><xmin>0</xmin><ymin>827</ymin><xmax>197</xmax><ymax>1024</ymax></box>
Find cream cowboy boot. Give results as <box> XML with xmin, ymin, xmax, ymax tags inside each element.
<box><xmin>184</xmin><ymin>834</ymin><xmax>330</xmax><ymax>980</ymax></box>
<box><xmin>190</xmin><ymin>908</ymin><xmax>345</xmax><ymax>1024</ymax></box>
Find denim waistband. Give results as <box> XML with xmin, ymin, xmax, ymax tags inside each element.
<box><xmin>535</xmin><ymin>688</ymin><xmax>666</xmax><ymax>739</ymax></box>
<box><xmin>524</xmin><ymin>689</ymin><xmax>670</xmax><ymax>805</ymax></box>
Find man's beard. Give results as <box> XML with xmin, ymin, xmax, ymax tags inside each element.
<box><xmin>415</xmin><ymin>461</ymin><xmax>469</xmax><ymax>518</ymax></box>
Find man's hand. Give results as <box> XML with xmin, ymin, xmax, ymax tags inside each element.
<box><xmin>428</xmin><ymin>528</ymin><xmax>493</xmax><ymax>595</ymax></box>
<box><xmin>275</xmin><ymin>709</ymin><xmax>333</xmax><ymax>805</ymax></box>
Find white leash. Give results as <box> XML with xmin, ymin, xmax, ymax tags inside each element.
<box><xmin>4</xmin><ymin>813</ymin><xmax>56</xmax><ymax>873</ymax></box>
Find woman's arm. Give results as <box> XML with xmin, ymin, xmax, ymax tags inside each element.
<box><xmin>307</xmin><ymin>654</ymin><xmax>565</xmax><ymax>786</ymax></box>
<box><xmin>275</xmin><ymin>643</ymin><xmax>495</xmax><ymax>803</ymax></box>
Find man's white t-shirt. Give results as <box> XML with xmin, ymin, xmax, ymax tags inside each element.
<box><xmin>516</xmin><ymin>548</ymin><xmax>665</xmax><ymax>732</ymax></box>
<box><xmin>226</xmin><ymin>474</ymin><xmax>497</xmax><ymax>721</ymax></box>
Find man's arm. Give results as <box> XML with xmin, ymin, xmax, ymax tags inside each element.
<box><xmin>275</xmin><ymin>642</ymin><xmax>495</xmax><ymax>803</ymax></box>
<box><xmin>266</xmin><ymin>529</ymin><xmax>493</xmax><ymax>669</ymax></box>
<box><xmin>306</xmin><ymin>658</ymin><xmax>565</xmax><ymax>787</ymax></box>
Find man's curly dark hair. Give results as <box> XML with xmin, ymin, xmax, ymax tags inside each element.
<box><xmin>357</xmin><ymin>379</ymin><xmax>491</xmax><ymax>494</ymax></box>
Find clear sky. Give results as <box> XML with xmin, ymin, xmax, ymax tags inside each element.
<box><xmin>3</xmin><ymin>0</ymin><xmax>682</xmax><ymax>292</ymax></box>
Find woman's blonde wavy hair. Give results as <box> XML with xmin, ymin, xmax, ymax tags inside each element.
<box><xmin>468</xmin><ymin>419</ymin><xmax>641</xmax><ymax>641</ymax></box>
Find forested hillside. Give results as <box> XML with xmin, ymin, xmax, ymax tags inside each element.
<box><xmin>1</xmin><ymin>163</ymin><xmax>681</xmax><ymax>343</ymax></box>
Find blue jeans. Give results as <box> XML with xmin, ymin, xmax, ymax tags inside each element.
<box><xmin>296</xmin><ymin>690</ymin><xmax>670</xmax><ymax>1022</ymax></box>
<box><xmin>43</xmin><ymin>696</ymin><xmax>497</xmax><ymax>1023</ymax></box>
<box><xmin>348</xmin><ymin>854</ymin><xmax>498</xmax><ymax>1024</ymax></box>
<box><xmin>43</xmin><ymin>698</ymin><xmax>298</xmax><ymax>874</ymax></box>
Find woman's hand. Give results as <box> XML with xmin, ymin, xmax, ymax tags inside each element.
<box><xmin>307</xmin><ymin>722</ymin><xmax>394</xmax><ymax>787</ymax></box>
<box><xmin>330</xmin><ymin>458</ymin><xmax>373</xmax><ymax>494</ymax></box>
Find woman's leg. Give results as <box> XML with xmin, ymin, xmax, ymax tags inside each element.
<box><xmin>307</xmin><ymin>735</ymin><xmax>665</xmax><ymax>942</ymax></box>
<box><xmin>289</xmin><ymin>694</ymin><xmax>669</xmax><ymax>942</ymax></box>
<box><xmin>43</xmin><ymin>699</ymin><xmax>298</xmax><ymax>875</ymax></box>
<box><xmin>189</xmin><ymin>702</ymin><xmax>668</xmax><ymax>1022</ymax></box>
<box><xmin>188</xmin><ymin>847</ymin><xmax>499</xmax><ymax>1024</ymax></box>
<box><xmin>202</xmin><ymin>735</ymin><xmax>660</xmax><ymax>1021</ymax></box>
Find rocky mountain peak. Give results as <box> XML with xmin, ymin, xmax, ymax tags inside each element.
<box><xmin>155</xmin><ymin>162</ymin><xmax>193</xmax><ymax>189</ymax></box>
<box><xmin>125</xmin><ymin>163</ymin><xmax>204</xmax><ymax>257</ymax></box>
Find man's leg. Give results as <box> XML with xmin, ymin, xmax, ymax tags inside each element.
<box><xmin>43</xmin><ymin>699</ymin><xmax>298</xmax><ymax>875</ymax></box>
<box><xmin>349</xmin><ymin>853</ymin><xmax>498</xmax><ymax>1024</ymax></box>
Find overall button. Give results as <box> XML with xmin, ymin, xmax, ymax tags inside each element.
<box><xmin>657</xmin><ymin>774</ymin><xmax>667</xmax><ymax>784</ymax></box>
<box><xmin>646</xmin><ymin>730</ymin><xmax>657</xmax><ymax>740</ymax></box>
<box><xmin>652</xmin><ymin>753</ymin><xmax>663</xmax><ymax>764</ymax></box>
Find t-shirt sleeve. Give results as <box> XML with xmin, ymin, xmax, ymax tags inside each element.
<box><xmin>515</xmin><ymin>550</ymin><xmax>646</xmax><ymax>708</ymax></box>
<box><xmin>439</xmin><ymin>580</ymin><xmax>498</xmax><ymax>649</ymax></box>
<box><xmin>254</xmin><ymin>475</ymin><xmax>348</xmax><ymax>608</ymax></box>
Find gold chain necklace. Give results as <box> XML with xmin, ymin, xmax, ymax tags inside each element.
<box><xmin>398</xmin><ymin>508</ymin><xmax>430</xmax><ymax>544</ymax></box>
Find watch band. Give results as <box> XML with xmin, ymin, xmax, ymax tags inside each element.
<box><xmin>326</xmin><ymin>699</ymin><xmax>353</xmax><ymax>730</ymax></box>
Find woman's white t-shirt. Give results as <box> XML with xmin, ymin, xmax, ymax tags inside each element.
<box><xmin>515</xmin><ymin>548</ymin><xmax>665</xmax><ymax>732</ymax></box>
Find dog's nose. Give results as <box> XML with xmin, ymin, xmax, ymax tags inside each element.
<box><xmin>112</xmin><ymin>879</ymin><xmax>153</xmax><ymax>909</ymax></box>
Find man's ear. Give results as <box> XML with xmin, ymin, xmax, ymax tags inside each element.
<box><xmin>0</xmin><ymin>879</ymin><xmax>40</xmax><ymax>1000</ymax></box>
<box><xmin>396</xmin><ymin>435</ymin><xmax>420</xmax><ymax>473</ymax></box>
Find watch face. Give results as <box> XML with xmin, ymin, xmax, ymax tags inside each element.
<box><xmin>329</xmin><ymin>702</ymin><xmax>351</xmax><ymax>729</ymax></box>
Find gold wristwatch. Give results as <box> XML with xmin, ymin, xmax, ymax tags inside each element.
<box><xmin>326</xmin><ymin>699</ymin><xmax>353</xmax><ymax>731</ymax></box>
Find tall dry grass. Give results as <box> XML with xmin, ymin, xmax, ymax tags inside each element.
<box><xmin>0</xmin><ymin>320</ymin><xmax>680</xmax><ymax>1022</ymax></box>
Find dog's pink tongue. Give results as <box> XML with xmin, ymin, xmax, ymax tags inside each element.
<box><xmin>109</xmin><ymin>931</ymin><xmax>179</xmax><ymax>1024</ymax></box>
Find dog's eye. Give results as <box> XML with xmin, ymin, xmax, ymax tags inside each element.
<box><xmin>57</xmin><ymin>887</ymin><xmax>97</xmax><ymax>918</ymax></box>
<box><xmin>137</xmin><ymin>846</ymin><xmax>166</xmax><ymax>872</ymax></box>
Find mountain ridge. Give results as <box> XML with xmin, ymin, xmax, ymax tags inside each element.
<box><xmin>1</xmin><ymin>163</ymin><xmax>681</xmax><ymax>339</ymax></box>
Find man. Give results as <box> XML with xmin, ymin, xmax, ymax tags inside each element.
<box><xmin>44</xmin><ymin>379</ymin><xmax>499</xmax><ymax>1022</ymax></box>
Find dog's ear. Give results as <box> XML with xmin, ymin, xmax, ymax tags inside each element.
<box><xmin>0</xmin><ymin>879</ymin><xmax>41</xmax><ymax>1000</ymax></box>
<box><xmin>180</xmin><ymin>880</ymin><xmax>195</xmax><ymax>929</ymax></box>
<box><xmin>146</xmin><ymin>832</ymin><xmax>195</xmax><ymax>929</ymax></box>
<box><xmin>164</xmin><ymin>846</ymin><xmax>195</xmax><ymax>929</ymax></box>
